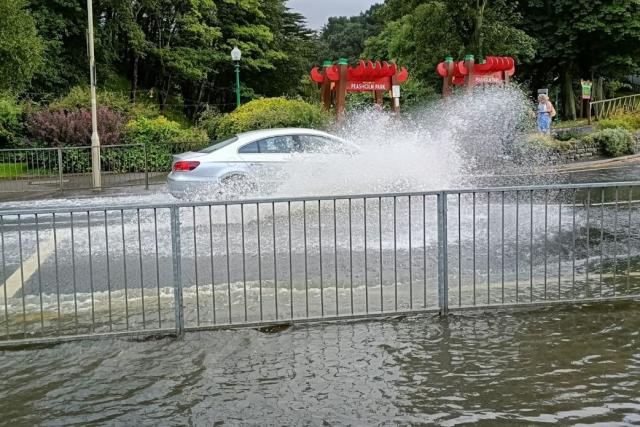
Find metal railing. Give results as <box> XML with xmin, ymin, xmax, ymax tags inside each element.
<box><xmin>1</xmin><ymin>182</ymin><xmax>640</xmax><ymax>348</ymax></box>
<box><xmin>0</xmin><ymin>141</ymin><xmax>210</xmax><ymax>195</ymax></box>
<box><xmin>588</xmin><ymin>94</ymin><xmax>640</xmax><ymax>123</ymax></box>
<box><xmin>0</xmin><ymin>144</ymin><xmax>153</xmax><ymax>194</ymax></box>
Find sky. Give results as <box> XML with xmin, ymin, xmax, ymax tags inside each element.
<box><xmin>287</xmin><ymin>0</ymin><xmax>381</xmax><ymax>29</ymax></box>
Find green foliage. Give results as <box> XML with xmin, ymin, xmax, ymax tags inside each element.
<box><xmin>583</xmin><ymin>128</ymin><xmax>635</xmax><ymax>157</ymax></box>
<box><xmin>123</xmin><ymin>116</ymin><xmax>208</xmax><ymax>146</ymax></box>
<box><xmin>364</xmin><ymin>1</ymin><xmax>534</xmax><ymax>86</ymax></box>
<box><xmin>214</xmin><ymin>98</ymin><xmax>332</xmax><ymax>137</ymax></box>
<box><xmin>49</xmin><ymin>86</ymin><xmax>159</xmax><ymax>119</ymax></box>
<box><xmin>0</xmin><ymin>94</ymin><xmax>24</xmax><ymax>147</ymax></box>
<box><xmin>197</xmin><ymin>107</ymin><xmax>224</xmax><ymax>139</ymax></box>
<box><xmin>527</xmin><ymin>133</ymin><xmax>575</xmax><ymax>151</ymax></box>
<box><xmin>517</xmin><ymin>1</ymin><xmax>640</xmax><ymax>118</ymax></box>
<box><xmin>554</xmin><ymin>119</ymin><xmax>590</xmax><ymax>129</ymax></box>
<box><xmin>597</xmin><ymin>112</ymin><xmax>640</xmax><ymax>131</ymax></box>
<box><xmin>317</xmin><ymin>6</ymin><xmax>383</xmax><ymax>62</ymax></box>
<box><xmin>598</xmin><ymin>118</ymin><xmax>636</xmax><ymax>132</ymax></box>
<box><xmin>399</xmin><ymin>79</ymin><xmax>438</xmax><ymax>110</ymax></box>
<box><xmin>0</xmin><ymin>0</ymin><xmax>44</xmax><ymax>92</ymax></box>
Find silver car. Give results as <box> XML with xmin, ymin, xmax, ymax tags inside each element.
<box><xmin>167</xmin><ymin>128</ymin><xmax>359</xmax><ymax>198</ymax></box>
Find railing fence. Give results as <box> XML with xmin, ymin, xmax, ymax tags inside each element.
<box><xmin>588</xmin><ymin>94</ymin><xmax>640</xmax><ymax>123</ymax></box>
<box><xmin>1</xmin><ymin>182</ymin><xmax>639</xmax><ymax>348</ymax></box>
<box><xmin>0</xmin><ymin>142</ymin><xmax>208</xmax><ymax>195</ymax></box>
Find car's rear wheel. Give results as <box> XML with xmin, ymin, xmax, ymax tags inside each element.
<box><xmin>217</xmin><ymin>174</ymin><xmax>257</xmax><ymax>200</ymax></box>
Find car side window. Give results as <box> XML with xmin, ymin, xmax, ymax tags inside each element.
<box><xmin>258</xmin><ymin>136</ymin><xmax>295</xmax><ymax>153</ymax></box>
<box><xmin>295</xmin><ymin>135</ymin><xmax>338</xmax><ymax>153</ymax></box>
<box><xmin>238</xmin><ymin>142</ymin><xmax>259</xmax><ymax>154</ymax></box>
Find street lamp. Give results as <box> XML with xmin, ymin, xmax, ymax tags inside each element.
<box><xmin>87</xmin><ymin>0</ymin><xmax>101</xmax><ymax>189</ymax></box>
<box><xmin>231</xmin><ymin>46</ymin><xmax>242</xmax><ymax>108</ymax></box>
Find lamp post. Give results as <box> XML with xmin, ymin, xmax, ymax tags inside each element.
<box><xmin>87</xmin><ymin>0</ymin><xmax>101</xmax><ymax>189</ymax></box>
<box><xmin>231</xmin><ymin>46</ymin><xmax>242</xmax><ymax>108</ymax></box>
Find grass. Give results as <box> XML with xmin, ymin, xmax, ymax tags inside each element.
<box><xmin>554</xmin><ymin>118</ymin><xmax>590</xmax><ymax>129</ymax></box>
<box><xmin>0</xmin><ymin>163</ymin><xmax>55</xmax><ymax>178</ymax></box>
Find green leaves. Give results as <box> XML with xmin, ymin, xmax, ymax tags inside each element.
<box><xmin>0</xmin><ymin>0</ymin><xmax>44</xmax><ymax>92</ymax></box>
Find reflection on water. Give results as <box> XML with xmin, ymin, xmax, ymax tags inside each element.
<box><xmin>1</xmin><ymin>301</ymin><xmax>639</xmax><ymax>425</ymax></box>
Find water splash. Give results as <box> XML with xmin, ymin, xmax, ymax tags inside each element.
<box><xmin>244</xmin><ymin>85</ymin><xmax>536</xmax><ymax>198</ymax></box>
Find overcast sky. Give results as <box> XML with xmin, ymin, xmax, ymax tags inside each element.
<box><xmin>287</xmin><ymin>0</ymin><xmax>381</xmax><ymax>29</ymax></box>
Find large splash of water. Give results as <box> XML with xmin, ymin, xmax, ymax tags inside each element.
<box><xmin>257</xmin><ymin>85</ymin><xmax>536</xmax><ymax>198</ymax></box>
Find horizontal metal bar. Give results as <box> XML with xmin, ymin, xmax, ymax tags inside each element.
<box><xmin>0</xmin><ymin>144</ymin><xmax>145</xmax><ymax>154</ymax></box>
<box><xmin>0</xmin><ymin>328</ymin><xmax>178</xmax><ymax>351</ymax></box>
<box><xmin>450</xmin><ymin>295</ymin><xmax>640</xmax><ymax>314</ymax></box>
<box><xmin>162</xmin><ymin>295</ymin><xmax>640</xmax><ymax>334</ymax></box>
<box><xmin>2</xmin><ymin>181</ymin><xmax>640</xmax><ymax>216</ymax></box>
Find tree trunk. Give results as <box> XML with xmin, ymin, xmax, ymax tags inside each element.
<box><xmin>562</xmin><ymin>69</ymin><xmax>576</xmax><ymax>120</ymax></box>
<box><xmin>130</xmin><ymin>55</ymin><xmax>139</xmax><ymax>104</ymax></box>
<box><xmin>473</xmin><ymin>0</ymin><xmax>487</xmax><ymax>59</ymax></box>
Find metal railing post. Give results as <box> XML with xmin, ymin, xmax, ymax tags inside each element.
<box><xmin>57</xmin><ymin>148</ymin><xmax>64</xmax><ymax>193</ymax></box>
<box><xmin>437</xmin><ymin>192</ymin><xmax>449</xmax><ymax>315</ymax></box>
<box><xmin>170</xmin><ymin>206</ymin><xmax>184</xmax><ymax>335</ymax></box>
<box><xmin>143</xmin><ymin>144</ymin><xmax>149</xmax><ymax>190</ymax></box>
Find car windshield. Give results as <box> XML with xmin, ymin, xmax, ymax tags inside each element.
<box><xmin>199</xmin><ymin>136</ymin><xmax>239</xmax><ymax>153</ymax></box>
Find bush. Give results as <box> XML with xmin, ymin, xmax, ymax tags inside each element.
<box><xmin>121</xmin><ymin>116</ymin><xmax>209</xmax><ymax>171</ymax></box>
<box><xmin>49</xmin><ymin>86</ymin><xmax>159</xmax><ymax>119</ymax></box>
<box><xmin>123</xmin><ymin>116</ymin><xmax>208</xmax><ymax>146</ymax></box>
<box><xmin>0</xmin><ymin>94</ymin><xmax>23</xmax><ymax>147</ymax></box>
<box><xmin>598</xmin><ymin>111</ymin><xmax>640</xmax><ymax>131</ymax></box>
<box><xmin>197</xmin><ymin>106</ymin><xmax>223</xmax><ymax>139</ymax></box>
<box><xmin>527</xmin><ymin>133</ymin><xmax>575</xmax><ymax>151</ymax></box>
<box><xmin>27</xmin><ymin>107</ymin><xmax>125</xmax><ymax>147</ymax></box>
<box><xmin>583</xmin><ymin>128</ymin><xmax>635</xmax><ymax>157</ymax></box>
<box><xmin>214</xmin><ymin>97</ymin><xmax>331</xmax><ymax>137</ymax></box>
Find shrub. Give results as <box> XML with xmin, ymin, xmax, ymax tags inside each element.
<box><xmin>197</xmin><ymin>106</ymin><xmax>223</xmax><ymax>139</ymax></box>
<box><xmin>27</xmin><ymin>107</ymin><xmax>125</xmax><ymax>147</ymax></box>
<box><xmin>121</xmin><ymin>116</ymin><xmax>209</xmax><ymax>171</ymax></box>
<box><xmin>0</xmin><ymin>94</ymin><xmax>23</xmax><ymax>147</ymax></box>
<box><xmin>527</xmin><ymin>133</ymin><xmax>574</xmax><ymax>151</ymax></box>
<box><xmin>49</xmin><ymin>86</ymin><xmax>159</xmax><ymax>119</ymax></box>
<box><xmin>123</xmin><ymin>116</ymin><xmax>208</xmax><ymax>146</ymax></box>
<box><xmin>598</xmin><ymin>111</ymin><xmax>640</xmax><ymax>131</ymax></box>
<box><xmin>583</xmin><ymin>128</ymin><xmax>635</xmax><ymax>157</ymax></box>
<box><xmin>215</xmin><ymin>97</ymin><xmax>331</xmax><ymax>137</ymax></box>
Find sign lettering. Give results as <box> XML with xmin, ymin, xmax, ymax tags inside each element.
<box><xmin>347</xmin><ymin>81</ymin><xmax>390</xmax><ymax>92</ymax></box>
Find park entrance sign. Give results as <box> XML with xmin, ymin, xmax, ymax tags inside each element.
<box><xmin>436</xmin><ymin>55</ymin><xmax>515</xmax><ymax>97</ymax></box>
<box><xmin>310</xmin><ymin>58</ymin><xmax>409</xmax><ymax>118</ymax></box>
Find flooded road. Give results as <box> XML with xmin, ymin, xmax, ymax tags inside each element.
<box><xmin>1</xmin><ymin>301</ymin><xmax>639</xmax><ymax>425</ymax></box>
<box><xmin>1</xmin><ymin>162</ymin><xmax>640</xmax><ymax>425</ymax></box>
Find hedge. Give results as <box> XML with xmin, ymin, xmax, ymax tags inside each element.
<box><xmin>582</xmin><ymin>128</ymin><xmax>634</xmax><ymax>157</ymax></box>
<box><xmin>214</xmin><ymin>97</ymin><xmax>331</xmax><ymax>137</ymax></box>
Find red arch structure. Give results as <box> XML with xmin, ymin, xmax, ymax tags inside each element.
<box><xmin>311</xmin><ymin>59</ymin><xmax>409</xmax><ymax>118</ymax></box>
<box><xmin>436</xmin><ymin>55</ymin><xmax>515</xmax><ymax>97</ymax></box>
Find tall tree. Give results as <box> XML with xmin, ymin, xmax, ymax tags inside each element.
<box><xmin>318</xmin><ymin>5</ymin><xmax>383</xmax><ymax>61</ymax></box>
<box><xmin>28</xmin><ymin>0</ymin><xmax>86</xmax><ymax>98</ymax></box>
<box><xmin>365</xmin><ymin>1</ymin><xmax>535</xmax><ymax>86</ymax></box>
<box><xmin>0</xmin><ymin>0</ymin><xmax>44</xmax><ymax>93</ymax></box>
<box><xmin>517</xmin><ymin>0</ymin><xmax>640</xmax><ymax>119</ymax></box>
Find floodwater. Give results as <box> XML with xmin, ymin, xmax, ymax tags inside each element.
<box><xmin>2</xmin><ymin>89</ymin><xmax>640</xmax><ymax>425</ymax></box>
<box><xmin>1</xmin><ymin>301</ymin><xmax>639</xmax><ymax>425</ymax></box>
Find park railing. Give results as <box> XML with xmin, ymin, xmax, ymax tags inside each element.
<box><xmin>1</xmin><ymin>181</ymin><xmax>640</xmax><ymax>348</ymax></box>
<box><xmin>0</xmin><ymin>142</ymin><xmax>208</xmax><ymax>196</ymax></box>
<box><xmin>588</xmin><ymin>94</ymin><xmax>640</xmax><ymax>123</ymax></box>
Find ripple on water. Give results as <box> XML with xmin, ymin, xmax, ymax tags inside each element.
<box><xmin>0</xmin><ymin>301</ymin><xmax>639</xmax><ymax>425</ymax></box>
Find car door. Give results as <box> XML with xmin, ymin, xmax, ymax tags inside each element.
<box><xmin>236</xmin><ymin>135</ymin><xmax>295</xmax><ymax>184</ymax></box>
<box><xmin>294</xmin><ymin>135</ymin><xmax>358</xmax><ymax>157</ymax></box>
